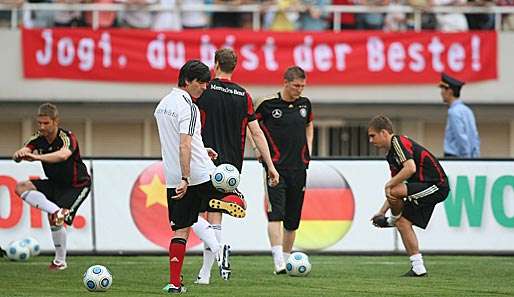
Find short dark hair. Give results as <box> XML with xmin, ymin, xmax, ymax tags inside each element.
<box><xmin>284</xmin><ymin>66</ymin><xmax>306</xmax><ymax>82</ymax></box>
<box><xmin>214</xmin><ymin>48</ymin><xmax>237</xmax><ymax>74</ymax></box>
<box><xmin>178</xmin><ymin>60</ymin><xmax>211</xmax><ymax>87</ymax></box>
<box><xmin>368</xmin><ymin>115</ymin><xmax>394</xmax><ymax>134</ymax></box>
<box><xmin>38</xmin><ymin>103</ymin><xmax>58</xmax><ymax>119</ymax></box>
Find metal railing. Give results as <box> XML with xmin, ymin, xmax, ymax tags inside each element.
<box><xmin>1</xmin><ymin>2</ymin><xmax>514</xmax><ymax>31</ymax></box>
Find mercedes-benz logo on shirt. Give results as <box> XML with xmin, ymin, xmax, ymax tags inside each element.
<box><xmin>272</xmin><ymin>109</ymin><xmax>282</xmax><ymax>118</ymax></box>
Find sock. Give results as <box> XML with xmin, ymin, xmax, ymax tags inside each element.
<box><xmin>21</xmin><ymin>190</ymin><xmax>60</xmax><ymax>214</ymax></box>
<box><xmin>271</xmin><ymin>245</ymin><xmax>285</xmax><ymax>269</ymax></box>
<box><xmin>409</xmin><ymin>253</ymin><xmax>427</xmax><ymax>275</ymax></box>
<box><xmin>51</xmin><ymin>225</ymin><xmax>66</xmax><ymax>264</ymax></box>
<box><xmin>192</xmin><ymin>217</ymin><xmax>220</xmax><ymax>254</ymax></box>
<box><xmin>387</xmin><ymin>212</ymin><xmax>402</xmax><ymax>225</ymax></box>
<box><xmin>283</xmin><ymin>252</ymin><xmax>291</xmax><ymax>263</ymax></box>
<box><xmin>169</xmin><ymin>238</ymin><xmax>187</xmax><ymax>287</ymax></box>
<box><xmin>198</xmin><ymin>244</ymin><xmax>214</xmax><ymax>280</ymax></box>
<box><xmin>212</xmin><ymin>224</ymin><xmax>222</xmax><ymax>244</ymax></box>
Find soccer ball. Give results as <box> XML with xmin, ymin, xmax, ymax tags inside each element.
<box><xmin>83</xmin><ymin>265</ymin><xmax>113</xmax><ymax>292</ymax></box>
<box><xmin>6</xmin><ymin>240</ymin><xmax>31</xmax><ymax>261</ymax></box>
<box><xmin>211</xmin><ymin>163</ymin><xmax>240</xmax><ymax>193</ymax></box>
<box><xmin>286</xmin><ymin>252</ymin><xmax>312</xmax><ymax>277</ymax></box>
<box><xmin>21</xmin><ymin>237</ymin><xmax>40</xmax><ymax>257</ymax></box>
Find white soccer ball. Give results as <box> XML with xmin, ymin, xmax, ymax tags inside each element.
<box><xmin>211</xmin><ymin>163</ymin><xmax>240</xmax><ymax>193</ymax></box>
<box><xmin>6</xmin><ymin>240</ymin><xmax>31</xmax><ymax>262</ymax></box>
<box><xmin>286</xmin><ymin>252</ymin><xmax>312</xmax><ymax>277</ymax></box>
<box><xmin>21</xmin><ymin>237</ymin><xmax>40</xmax><ymax>257</ymax></box>
<box><xmin>83</xmin><ymin>265</ymin><xmax>113</xmax><ymax>292</ymax></box>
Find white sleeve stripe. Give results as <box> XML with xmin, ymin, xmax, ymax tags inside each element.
<box><xmin>392</xmin><ymin>137</ymin><xmax>406</xmax><ymax>163</ymax></box>
<box><xmin>24</xmin><ymin>132</ymin><xmax>41</xmax><ymax>146</ymax></box>
<box><xmin>189</xmin><ymin>104</ymin><xmax>197</xmax><ymax>136</ymax></box>
<box><xmin>182</xmin><ymin>95</ymin><xmax>196</xmax><ymax>136</ymax></box>
<box><xmin>59</xmin><ymin>131</ymin><xmax>71</xmax><ymax>149</ymax></box>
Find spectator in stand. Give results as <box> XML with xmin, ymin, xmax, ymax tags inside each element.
<box><xmin>297</xmin><ymin>0</ymin><xmax>331</xmax><ymax>30</ymax></box>
<box><xmin>466</xmin><ymin>0</ymin><xmax>495</xmax><ymax>29</ymax></box>
<box><xmin>53</xmin><ymin>0</ymin><xmax>85</xmax><ymax>27</ymax></box>
<box><xmin>354</xmin><ymin>0</ymin><xmax>386</xmax><ymax>30</ymax></box>
<box><xmin>118</xmin><ymin>0</ymin><xmax>155</xmax><ymax>28</ymax></box>
<box><xmin>153</xmin><ymin>0</ymin><xmax>181</xmax><ymax>30</ymax></box>
<box><xmin>383</xmin><ymin>0</ymin><xmax>408</xmax><ymax>31</ymax></box>
<box><xmin>84</xmin><ymin>0</ymin><xmax>117</xmax><ymax>28</ymax></box>
<box><xmin>329</xmin><ymin>0</ymin><xmax>356</xmax><ymax>30</ymax></box>
<box><xmin>23</xmin><ymin>0</ymin><xmax>55</xmax><ymax>28</ymax></box>
<box><xmin>497</xmin><ymin>0</ymin><xmax>514</xmax><ymax>29</ymax></box>
<box><xmin>0</xmin><ymin>0</ymin><xmax>23</xmax><ymax>27</ymax></box>
<box><xmin>430</xmin><ymin>0</ymin><xmax>469</xmax><ymax>31</ymax></box>
<box><xmin>181</xmin><ymin>0</ymin><xmax>210</xmax><ymax>29</ymax></box>
<box><xmin>408</xmin><ymin>0</ymin><xmax>438</xmax><ymax>30</ymax></box>
<box><xmin>211</xmin><ymin>0</ymin><xmax>247</xmax><ymax>28</ymax></box>
<box><xmin>263</xmin><ymin>0</ymin><xmax>302</xmax><ymax>31</ymax></box>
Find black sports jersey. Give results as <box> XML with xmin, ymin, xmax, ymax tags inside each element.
<box><xmin>25</xmin><ymin>128</ymin><xmax>91</xmax><ymax>187</ymax></box>
<box><xmin>196</xmin><ymin>78</ymin><xmax>256</xmax><ymax>172</ymax></box>
<box><xmin>255</xmin><ymin>92</ymin><xmax>313</xmax><ymax>170</ymax></box>
<box><xmin>387</xmin><ymin>135</ymin><xmax>448</xmax><ymax>186</ymax></box>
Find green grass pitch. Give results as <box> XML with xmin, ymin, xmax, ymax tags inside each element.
<box><xmin>1</xmin><ymin>255</ymin><xmax>513</xmax><ymax>296</ymax></box>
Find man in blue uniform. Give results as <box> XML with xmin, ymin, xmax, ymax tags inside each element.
<box><xmin>439</xmin><ymin>73</ymin><xmax>480</xmax><ymax>158</ymax></box>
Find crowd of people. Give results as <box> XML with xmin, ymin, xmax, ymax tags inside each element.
<box><xmin>1</xmin><ymin>0</ymin><xmax>514</xmax><ymax>31</ymax></box>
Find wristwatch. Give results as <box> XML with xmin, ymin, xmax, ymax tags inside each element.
<box><xmin>181</xmin><ymin>176</ymin><xmax>190</xmax><ymax>184</ymax></box>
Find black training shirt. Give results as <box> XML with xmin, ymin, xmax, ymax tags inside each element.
<box><xmin>255</xmin><ymin>92</ymin><xmax>313</xmax><ymax>170</ymax></box>
<box><xmin>25</xmin><ymin>129</ymin><xmax>91</xmax><ymax>187</ymax></box>
<box><xmin>196</xmin><ymin>78</ymin><xmax>256</xmax><ymax>172</ymax></box>
<box><xmin>387</xmin><ymin>135</ymin><xmax>448</xmax><ymax>186</ymax></box>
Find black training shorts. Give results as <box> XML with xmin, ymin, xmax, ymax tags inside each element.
<box><xmin>266</xmin><ymin>169</ymin><xmax>307</xmax><ymax>231</ymax></box>
<box><xmin>402</xmin><ymin>182</ymin><xmax>449</xmax><ymax>229</ymax></box>
<box><xmin>167</xmin><ymin>181</ymin><xmax>211</xmax><ymax>231</ymax></box>
<box><xmin>32</xmin><ymin>179</ymin><xmax>90</xmax><ymax>224</ymax></box>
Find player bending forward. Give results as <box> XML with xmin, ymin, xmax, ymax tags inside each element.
<box><xmin>368</xmin><ymin>115</ymin><xmax>449</xmax><ymax>277</ymax></box>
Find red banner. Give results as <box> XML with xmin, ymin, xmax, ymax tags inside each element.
<box><xmin>22</xmin><ymin>28</ymin><xmax>497</xmax><ymax>85</ymax></box>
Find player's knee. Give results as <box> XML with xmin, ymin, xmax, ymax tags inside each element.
<box><xmin>386</xmin><ymin>194</ymin><xmax>402</xmax><ymax>205</ymax></box>
<box><xmin>390</xmin><ymin>184</ymin><xmax>408</xmax><ymax>199</ymax></box>
<box><xmin>283</xmin><ymin>220</ymin><xmax>300</xmax><ymax>231</ymax></box>
<box><xmin>15</xmin><ymin>181</ymin><xmax>33</xmax><ymax>196</ymax></box>
<box><xmin>395</xmin><ymin>217</ymin><xmax>412</xmax><ymax>230</ymax></box>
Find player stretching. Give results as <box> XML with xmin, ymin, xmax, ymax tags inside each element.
<box><xmin>13</xmin><ymin>103</ymin><xmax>91</xmax><ymax>271</ymax></box>
<box><xmin>368</xmin><ymin>115</ymin><xmax>449</xmax><ymax>277</ymax></box>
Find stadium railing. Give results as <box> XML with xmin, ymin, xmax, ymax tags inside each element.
<box><xmin>1</xmin><ymin>2</ymin><xmax>514</xmax><ymax>31</ymax></box>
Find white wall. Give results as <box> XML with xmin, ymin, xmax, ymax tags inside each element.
<box><xmin>1</xmin><ymin>159</ymin><xmax>513</xmax><ymax>253</ymax></box>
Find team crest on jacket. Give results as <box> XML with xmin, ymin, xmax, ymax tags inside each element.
<box><xmin>272</xmin><ymin>109</ymin><xmax>282</xmax><ymax>118</ymax></box>
<box><xmin>299</xmin><ymin>108</ymin><xmax>307</xmax><ymax>118</ymax></box>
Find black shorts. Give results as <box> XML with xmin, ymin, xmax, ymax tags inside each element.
<box><xmin>32</xmin><ymin>179</ymin><xmax>90</xmax><ymax>223</ymax></box>
<box><xmin>266</xmin><ymin>169</ymin><xmax>307</xmax><ymax>231</ymax></box>
<box><xmin>403</xmin><ymin>183</ymin><xmax>450</xmax><ymax>229</ymax></box>
<box><xmin>167</xmin><ymin>181</ymin><xmax>212</xmax><ymax>231</ymax></box>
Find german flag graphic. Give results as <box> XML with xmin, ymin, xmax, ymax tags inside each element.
<box><xmin>295</xmin><ymin>162</ymin><xmax>355</xmax><ymax>250</ymax></box>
